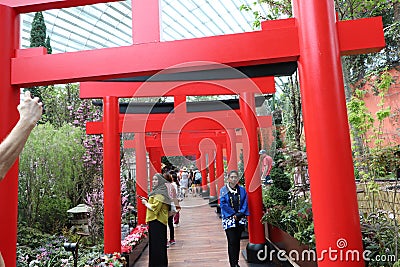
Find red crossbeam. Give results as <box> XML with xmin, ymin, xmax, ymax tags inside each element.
<box><xmin>80</xmin><ymin>77</ymin><xmax>275</xmax><ymax>98</ymax></box>
<box><xmin>86</xmin><ymin>113</ymin><xmax>271</xmax><ymax>134</ymax></box>
<box><xmin>11</xmin><ymin>17</ymin><xmax>384</xmax><ymax>87</ymax></box>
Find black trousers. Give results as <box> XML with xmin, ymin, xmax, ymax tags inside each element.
<box><xmin>225</xmin><ymin>225</ymin><xmax>244</xmax><ymax>267</ymax></box>
<box><xmin>168</xmin><ymin>215</ymin><xmax>174</xmax><ymax>241</ymax></box>
<box><xmin>148</xmin><ymin>220</ymin><xmax>168</xmax><ymax>267</ymax></box>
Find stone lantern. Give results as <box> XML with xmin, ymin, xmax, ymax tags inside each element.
<box><xmin>67</xmin><ymin>204</ymin><xmax>91</xmax><ymax>234</ymax></box>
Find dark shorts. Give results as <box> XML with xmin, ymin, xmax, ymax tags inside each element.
<box><xmin>193</xmin><ymin>179</ymin><xmax>201</xmax><ymax>185</ymax></box>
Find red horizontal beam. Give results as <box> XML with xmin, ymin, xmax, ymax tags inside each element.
<box><xmin>86</xmin><ymin>113</ymin><xmax>271</xmax><ymax>134</ymax></box>
<box><xmin>125</xmin><ymin>141</ymin><xmax>210</xmax><ymax>155</ymax></box>
<box><xmin>80</xmin><ymin>77</ymin><xmax>275</xmax><ymax>98</ymax></box>
<box><xmin>0</xmin><ymin>0</ymin><xmax>120</xmax><ymax>14</ymax></box>
<box><xmin>11</xmin><ymin>23</ymin><xmax>299</xmax><ymax>87</ymax></box>
<box><xmin>151</xmin><ymin>136</ymin><xmax>226</xmax><ymax>148</ymax></box>
<box><xmin>11</xmin><ymin>16</ymin><xmax>384</xmax><ymax>88</ymax></box>
<box><xmin>124</xmin><ymin>132</ymin><xmax>229</xmax><ymax>147</ymax></box>
<box><xmin>337</xmin><ymin>17</ymin><xmax>385</xmax><ymax>55</ymax></box>
<box><xmin>124</xmin><ymin>135</ymin><xmax>228</xmax><ymax>156</ymax></box>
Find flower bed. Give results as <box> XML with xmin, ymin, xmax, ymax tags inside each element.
<box><xmin>121</xmin><ymin>224</ymin><xmax>149</xmax><ymax>267</ymax></box>
<box><xmin>268</xmin><ymin>224</ymin><xmax>317</xmax><ymax>267</ymax></box>
<box><xmin>87</xmin><ymin>252</ymin><xmax>127</xmax><ymax>267</ymax></box>
<box><xmin>86</xmin><ymin>224</ymin><xmax>149</xmax><ymax>267</ymax></box>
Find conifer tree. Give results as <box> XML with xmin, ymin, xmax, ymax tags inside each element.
<box><xmin>26</xmin><ymin>11</ymin><xmax>52</xmax><ymax>102</ymax></box>
<box><xmin>30</xmin><ymin>12</ymin><xmax>47</xmax><ymax>48</ymax></box>
<box><xmin>45</xmin><ymin>36</ymin><xmax>52</xmax><ymax>54</ymax></box>
<box><xmin>267</xmin><ymin>129</ymin><xmax>291</xmax><ymax>206</ymax></box>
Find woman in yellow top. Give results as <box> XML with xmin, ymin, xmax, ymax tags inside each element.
<box><xmin>141</xmin><ymin>173</ymin><xmax>171</xmax><ymax>267</ymax></box>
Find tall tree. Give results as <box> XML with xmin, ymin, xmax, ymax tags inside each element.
<box><xmin>26</xmin><ymin>11</ymin><xmax>52</xmax><ymax>101</ymax></box>
<box><xmin>30</xmin><ymin>12</ymin><xmax>47</xmax><ymax>48</ymax></box>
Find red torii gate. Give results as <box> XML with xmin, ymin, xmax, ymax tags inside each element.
<box><xmin>82</xmin><ymin>83</ymin><xmax>274</xmax><ymax>250</ymax></box>
<box><xmin>101</xmin><ymin>115</ymin><xmax>269</xmax><ymax>222</ymax></box>
<box><xmin>0</xmin><ymin>0</ymin><xmax>385</xmax><ymax>265</ymax></box>
<box><xmin>125</xmin><ymin>132</ymin><xmax>228</xmax><ymax>201</ymax></box>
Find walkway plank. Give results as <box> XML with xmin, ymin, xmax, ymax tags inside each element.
<box><xmin>133</xmin><ymin>195</ymin><xmax>249</xmax><ymax>267</ymax></box>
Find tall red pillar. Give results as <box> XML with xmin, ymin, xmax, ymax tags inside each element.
<box><xmin>200</xmin><ymin>150</ymin><xmax>208</xmax><ymax>195</ymax></box>
<box><xmin>103</xmin><ymin>96</ymin><xmax>121</xmax><ymax>253</ymax></box>
<box><xmin>227</xmin><ymin>128</ymin><xmax>238</xmax><ymax>172</ymax></box>
<box><xmin>208</xmin><ymin>150</ymin><xmax>216</xmax><ymax>198</ymax></box>
<box><xmin>240</xmin><ymin>92</ymin><xmax>265</xmax><ymax>262</ymax></box>
<box><xmin>132</xmin><ymin>0</ymin><xmax>160</xmax><ymax>44</ymax></box>
<box><xmin>0</xmin><ymin>6</ymin><xmax>19</xmax><ymax>266</ymax></box>
<box><xmin>148</xmin><ymin>148</ymin><xmax>161</xmax><ymax>181</ymax></box>
<box><xmin>293</xmin><ymin>1</ymin><xmax>364</xmax><ymax>265</ymax></box>
<box><xmin>135</xmin><ymin>132</ymin><xmax>148</xmax><ymax>225</ymax></box>
<box><xmin>196</xmin><ymin>150</ymin><xmax>201</xmax><ymax>171</ymax></box>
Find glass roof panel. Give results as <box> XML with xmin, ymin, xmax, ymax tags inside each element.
<box><xmin>20</xmin><ymin>0</ymin><xmax>269</xmax><ymax>54</ymax></box>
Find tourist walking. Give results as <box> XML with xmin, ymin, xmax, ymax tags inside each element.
<box><xmin>259</xmin><ymin>149</ymin><xmax>273</xmax><ymax>185</ymax></box>
<box><xmin>219</xmin><ymin>170</ymin><xmax>249</xmax><ymax>267</ymax></box>
<box><xmin>168</xmin><ymin>171</ymin><xmax>181</xmax><ymax>228</ymax></box>
<box><xmin>164</xmin><ymin>171</ymin><xmax>178</xmax><ymax>246</ymax></box>
<box><xmin>193</xmin><ymin>170</ymin><xmax>202</xmax><ymax>196</ymax></box>
<box><xmin>179</xmin><ymin>167</ymin><xmax>189</xmax><ymax>198</ymax></box>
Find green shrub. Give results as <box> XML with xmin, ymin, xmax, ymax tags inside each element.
<box><xmin>36</xmin><ymin>196</ymin><xmax>71</xmax><ymax>234</ymax></box>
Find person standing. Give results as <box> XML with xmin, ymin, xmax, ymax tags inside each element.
<box><xmin>164</xmin><ymin>171</ymin><xmax>177</xmax><ymax>246</ymax></box>
<box><xmin>140</xmin><ymin>173</ymin><xmax>171</xmax><ymax>267</ymax></box>
<box><xmin>179</xmin><ymin>167</ymin><xmax>189</xmax><ymax>198</ymax></box>
<box><xmin>193</xmin><ymin>170</ymin><xmax>202</xmax><ymax>196</ymax></box>
<box><xmin>170</xmin><ymin>171</ymin><xmax>181</xmax><ymax>228</ymax></box>
<box><xmin>0</xmin><ymin>91</ymin><xmax>42</xmax><ymax>267</ymax></box>
<box><xmin>219</xmin><ymin>170</ymin><xmax>249</xmax><ymax>267</ymax></box>
<box><xmin>259</xmin><ymin>149</ymin><xmax>273</xmax><ymax>185</ymax></box>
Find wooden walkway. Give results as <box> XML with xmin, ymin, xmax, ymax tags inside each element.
<box><xmin>133</xmin><ymin>195</ymin><xmax>249</xmax><ymax>267</ymax></box>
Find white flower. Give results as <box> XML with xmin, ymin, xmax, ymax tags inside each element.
<box><xmin>29</xmin><ymin>260</ymin><xmax>40</xmax><ymax>267</ymax></box>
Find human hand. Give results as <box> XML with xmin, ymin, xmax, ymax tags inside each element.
<box><xmin>0</xmin><ymin>252</ymin><xmax>4</xmax><ymax>267</ymax></box>
<box><xmin>141</xmin><ymin>199</ymin><xmax>148</xmax><ymax>205</ymax></box>
<box><xmin>17</xmin><ymin>91</ymin><xmax>43</xmax><ymax>127</ymax></box>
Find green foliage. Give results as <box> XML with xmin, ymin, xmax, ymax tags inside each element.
<box><xmin>347</xmin><ymin>92</ymin><xmax>374</xmax><ymax>138</ymax></box>
<box><xmin>238</xmin><ymin>149</ymin><xmax>245</xmax><ymax>185</ymax></box>
<box><xmin>40</xmin><ymin>84</ymin><xmax>82</xmax><ymax>128</ymax></box>
<box><xmin>270</xmin><ymin>167</ymin><xmax>291</xmax><ymax>191</ymax></box>
<box><xmin>17</xmin><ymin>224</ymin><xmax>104</xmax><ymax>267</ymax></box>
<box><xmin>18</xmin><ymin>225</ymin><xmax>55</xmax><ymax>249</ymax></box>
<box><xmin>265</xmin><ymin>129</ymin><xmax>291</xmax><ymax>206</ymax></box>
<box><xmin>240</xmin><ymin>0</ymin><xmax>292</xmax><ymax>29</ymax></box>
<box><xmin>339</xmin><ymin>1</ymin><xmax>399</xmax><ymax>83</ymax></box>
<box><xmin>360</xmin><ymin>210</ymin><xmax>400</xmax><ymax>267</ymax></box>
<box><xmin>36</xmin><ymin>196</ymin><xmax>71</xmax><ymax>234</ymax></box>
<box><xmin>85</xmin><ymin>176</ymin><xmax>105</xmax><ymax>244</ymax></box>
<box><xmin>270</xmin><ymin>75</ymin><xmax>303</xmax><ymax>150</ymax></box>
<box><xmin>262</xmin><ymin>204</ymin><xmax>287</xmax><ymax>230</ymax></box>
<box><xmin>267</xmin><ymin>186</ymin><xmax>289</xmax><ymax>206</ymax></box>
<box><xmin>262</xmin><ymin>199</ymin><xmax>315</xmax><ymax>248</ymax></box>
<box><xmin>349</xmin><ymin>71</ymin><xmax>397</xmax><ymax>184</ymax></box>
<box><xmin>19</xmin><ymin>123</ymin><xmax>86</xmax><ymax>233</ymax></box>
